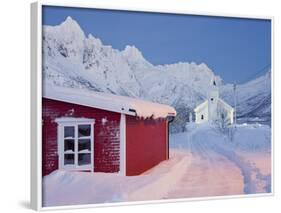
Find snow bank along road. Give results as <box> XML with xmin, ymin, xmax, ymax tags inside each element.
<box><xmin>43</xmin><ymin>123</ymin><xmax>271</xmax><ymax>207</ymax></box>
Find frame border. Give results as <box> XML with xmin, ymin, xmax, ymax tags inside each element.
<box><xmin>30</xmin><ymin>1</ymin><xmax>274</xmax><ymax>210</ymax></box>
<box><xmin>31</xmin><ymin>2</ymin><xmax>42</xmax><ymax>210</ymax></box>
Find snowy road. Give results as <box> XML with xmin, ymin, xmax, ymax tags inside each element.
<box><xmin>166</xmin><ymin>150</ymin><xmax>244</xmax><ymax>198</ymax></box>
<box><xmin>169</xmin><ymin>123</ymin><xmax>271</xmax><ymax>198</ymax></box>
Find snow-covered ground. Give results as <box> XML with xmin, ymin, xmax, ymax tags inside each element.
<box><xmin>169</xmin><ymin>123</ymin><xmax>271</xmax><ymax>196</ymax></box>
<box><xmin>43</xmin><ymin>123</ymin><xmax>271</xmax><ymax>207</ymax></box>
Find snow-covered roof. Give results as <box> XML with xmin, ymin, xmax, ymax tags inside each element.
<box><xmin>194</xmin><ymin>98</ymin><xmax>233</xmax><ymax>113</ymax></box>
<box><xmin>218</xmin><ymin>98</ymin><xmax>234</xmax><ymax>111</ymax></box>
<box><xmin>43</xmin><ymin>85</ymin><xmax>176</xmax><ymax>119</ymax></box>
<box><xmin>194</xmin><ymin>100</ymin><xmax>208</xmax><ymax>112</ymax></box>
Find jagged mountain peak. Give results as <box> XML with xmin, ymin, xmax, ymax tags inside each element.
<box><xmin>60</xmin><ymin>16</ymin><xmax>84</xmax><ymax>35</ymax></box>
<box><xmin>65</xmin><ymin>16</ymin><xmax>74</xmax><ymax>22</ymax></box>
<box><xmin>122</xmin><ymin>45</ymin><xmax>146</xmax><ymax>62</ymax></box>
<box><xmin>44</xmin><ymin>16</ymin><xmax>85</xmax><ymax>44</ymax></box>
<box><xmin>123</xmin><ymin>45</ymin><xmax>141</xmax><ymax>54</ymax></box>
<box><xmin>87</xmin><ymin>34</ymin><xmax>103</xmax><ymax>46</ymax></box>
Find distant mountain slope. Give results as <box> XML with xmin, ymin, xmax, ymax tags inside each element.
<box><xmin>221</xmin><ymin>71</ymin><xmax>271</xmax><ymax>124</ymax></box>
<box><xmin>43</xmin><ymin>17</ymin><xmax>271</xmax><ymax>131</ymax></box>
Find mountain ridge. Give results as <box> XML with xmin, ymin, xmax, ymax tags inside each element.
<box><xmin>42</xmin><ymin>17</ymin><xmax>271</xmax><ymax>131</ymax></box>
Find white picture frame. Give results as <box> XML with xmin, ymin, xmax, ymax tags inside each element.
<box><xmin>31</xmin><ymin>1</ymin><xmax>274</xmax><ymax>210</ymax></box>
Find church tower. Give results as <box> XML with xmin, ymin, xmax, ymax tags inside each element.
<box><xmin>208</xmin><ymin>78</ymin><xmax>219</xmax><ymax>121</ymax></box>
<box><xmin>193</xmin><ymin>76</ymin><xmax>234</xmax><ymax>125</ymax></box>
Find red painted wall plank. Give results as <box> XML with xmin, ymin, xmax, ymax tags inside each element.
<box><xmin>126</xmin><ymin>116</ymin><xmax>168</xmax><ymax>176</ymax></box>
<box><xmin>42</xmin><ymin>98</ymin><xmax>120</xmax><ymax>176</ymax></box>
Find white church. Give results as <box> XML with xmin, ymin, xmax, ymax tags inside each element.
<box><xmin>192</xmin><ymin>79</ymin><xmax>234</xmax><ymax>125</ymax></box>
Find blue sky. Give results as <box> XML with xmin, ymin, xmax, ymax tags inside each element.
<box><xmin>42</xmin><ymin>6</ymin><xmax>271</xmax><ymax>84</ymax></box>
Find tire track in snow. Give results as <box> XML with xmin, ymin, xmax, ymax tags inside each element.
<box><xmin>195</xmin><ymin>126</ymin><xmax>268</xmax><ymax>194</ymax></box>
<box><xmin>190</xmin><ymin>133</ymin><xmax>243</xmax><ymax>192</ymax></box>
<box><xmin>191</xmin><ymin>127</ymin><xmax>257</xmax><ymax>194</ymax></box>
<box><xmin>173</xmin><ymin>125</ymin><xmax>266</xmax><ymax>194</ymax></box>
<box><xmin>207</xmin><ymin>142</ymin><xmax>256</xmax><ymax>194</ymax></box>
<box><xmin>168</xmin><ymin>130</ymin><xmax>244</xmax><ymax>198</ymax></box>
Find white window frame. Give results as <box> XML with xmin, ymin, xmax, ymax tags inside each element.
<box><xmin>56</xmin><ymin>117</ymin><xmax>95</xmax><ymax>172</ymax></box>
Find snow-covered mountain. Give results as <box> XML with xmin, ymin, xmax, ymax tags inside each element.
<box><xmin>43</xmin><ymin>17</ymin><xmax>271</xmax><ymax>131</ymax></box>
<box><xmin>221</xmin><ymin>71</ymin><xmax>271</xmax><ymax>124</ymax></box>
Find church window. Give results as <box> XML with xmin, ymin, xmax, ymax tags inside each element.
<box><xmin>201</xmin><ymin>114</ymin><xmax>204</xmax><ymax>120</ymax></box>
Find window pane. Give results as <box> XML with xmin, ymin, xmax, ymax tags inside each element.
<box><xmin>78</xmin><ymin>124</ymin><xmax>91</xmax><ymax>137</ymax></box>
<box><xmin>64</xmin><ymin>126</ymin><xmax>75</xmax><ymax>138</ymax></box>
<box><xmin>78</xmin><ymin>139</ymin><xmax>91</xmax><ymax>152</ymax></box>
<box><xmin>64</xmin><ymin>139</ymin><xmax>74</xmax><ymax>152</ymax></box>
<box><xmin>78</xmin><ymin>153</ymin><xmax>91</xmax><ymax>166</ymax></box>
<box><xmin>64</xmin><ymin>154</ymin><xmax>74</xmax><ymax>165</ymax></box>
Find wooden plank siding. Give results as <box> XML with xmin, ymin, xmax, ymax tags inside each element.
<box><xmin>125</xmin><ymin>116</ymin><xmax>168</xmax><ymax>176</ymax></box>
<box><xmin>42</xmin><ymin>98</ymin><xmax>121</xmax><ymax>176</ymax></box>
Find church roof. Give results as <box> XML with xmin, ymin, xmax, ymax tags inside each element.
<box><xmin>217</xmin><ymin>98</ymin><xmax>234</xmax><ymax>111</ymax></box>
<box><xmin>194</xmin><ymin>98</ymin><xmax>234</xmax><ymax>112</ymax></box>
<box><xmin>194</xmin><ymin>100</ymin><xmax>208</xmax><ymax>112</ymax></box>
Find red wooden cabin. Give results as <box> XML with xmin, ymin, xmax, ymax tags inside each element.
<box><xmin>42</xmin><ymin>87</ymin><xmax>176</xmax><ymax>176</ymax></box>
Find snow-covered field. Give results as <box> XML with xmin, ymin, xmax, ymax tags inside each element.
<box><xmin>43</xmin><ymin>123</ymin><xmax>271</xmax><ymax>207</ymax></box>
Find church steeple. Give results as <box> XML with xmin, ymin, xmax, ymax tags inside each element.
<box><xmin>210</xmin><ymin>77</ymin><xmax>218</xmax><ymax>88</ymax></box>
<box><xmin>208</xmin><ymin>77</ymin><xmax>219</xmax><ymax>121</ymax></box>
<box><xmin>209</xmin><ymin>77</ymin><xmax>219</xmax><ymax>94</ymax></box>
